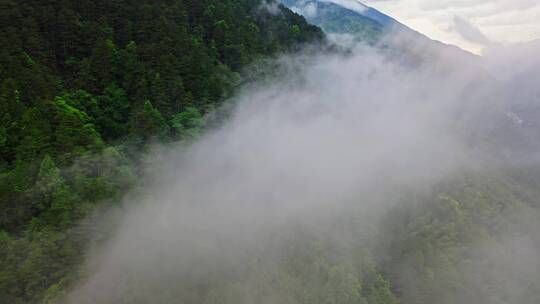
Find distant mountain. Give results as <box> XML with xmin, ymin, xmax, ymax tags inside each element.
<box><xmin>280</xmin><ymin>0</ymin><xmax>478</xmax><ymax>64</ymax></box>
<box><xmin>280</xmin><ymin>1</ymin><xmax>535</xmax><ymax>148</ymax></box>
<box><xmin>355</xmin><ymin>3</ymin><xmax>394</xmax><ymax>26</ymax></box>
<box><xmin>279</xmin><ymin>0</ymin><xmax>402</xmax><ymax>41</ymax></box>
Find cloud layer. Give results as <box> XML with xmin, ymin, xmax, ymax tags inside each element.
<box><xmin>66</xmin><ymin>32</ymin><xmax>540</xmax><ymax>303</ymax></box>
<box><xmin>364</xmin><ymin>0</ymin><xmax>540</xmax><ymax>53</ymax></box>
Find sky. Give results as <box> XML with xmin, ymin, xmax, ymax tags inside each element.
<box><xmin>362</xmin><ymin>0</ymin><xmax>540</xmax><ymax>54</ymax></box>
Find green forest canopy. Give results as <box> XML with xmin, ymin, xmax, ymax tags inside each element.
<box><xmin>0</xmin><ymin>0</ymin><xmax>323</xmax><ymax>302</ymax></box>
<box><xmin>1</xmin><ymin>1</ymin><xmax>540</xmax><ymax>304</ymax></box>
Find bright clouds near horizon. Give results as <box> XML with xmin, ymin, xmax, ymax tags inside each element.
<box><xmin>362</xmin><ymin>0</ymin><xmax>540</xmax><ymax>54</ymax></box>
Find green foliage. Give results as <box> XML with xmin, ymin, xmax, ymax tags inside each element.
<box><xmin>282</xmin><ymin>0</ymin><xmax>384</xmax><ymax>43</ymax></box>
<box><xmin>0</xmin><ymin>1</ymin><xmax>322</xmax><ymax>302</ymax></box>
<box><xmin>0</xmin><ymin>229</ymin><xmax>76</xmax><ymax>303</ymax></box>
<box><xmin>323</xmin><ymin>265</ymin><xmax>366</xmax><ymax>304</ymax></box>
<box><xmin>5</xmin><ymin>1</ymin><xmax>538</xmax><ymax>304</ymax></box>
<box><xmin>130</xmin><ymin>100</ymin><xmax>170</xmax><ymax>142</ymax></box>
<box><xmin>291</xmin><ymin>24</ymin><xmax>302</xmax><ymax>36</ymax></box>
<box><xmin>63</xmin><ymin>85</ymin><xmax>131</xmax><ymax>141</ymax></box>
<box><xmin>50</xmin><ymin>97</ymin><xmax>104</xmax><ymax>161</ymax></box>
<box><xmin>380</xmin><ymin>171</ymin><xmax>540</xmax><ymax>304</ymax></box>
<box><xmin>171</xmin><ymin>106</ymin><xmax>206</xmax><ymax>140</ymax></box>
<box><xmin>364</xmin><ymin>274</ymin><xmax>398</xmax><ymax>304</ymax></box>
<box><xmin>0</xmin><ymin>163</ymin><xmax>35</xmax><ymax>230</ymax></box>
<box><xmin>35</xmin><ymin>155</ymin><xmax>64</xmax><ymax>211</ymax></box>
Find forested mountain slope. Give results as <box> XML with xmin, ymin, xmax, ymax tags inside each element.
<box><xmin>280</xmin><ymin>0</ymin><xmax>477</xmax><ymax>63</ymax></box>
<box><xmin>0</xmin><ymin>0</ymin><xmax>322</xmax><ymax>302</ymax></box>
<box><xmin>2</xmin><ymin>1</ymin><xmax>540</xmax><ymax>304</ymax></box>
<box><xmin>281</xmin><ymin>0</ymin><xmax>385</xmax><ymax>41</ymax></box>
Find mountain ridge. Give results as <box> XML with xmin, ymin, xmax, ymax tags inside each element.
<box><xmin>279</xmin><ymin>0</ymin><xmax>476</xmax><ymax>58</ymax></box>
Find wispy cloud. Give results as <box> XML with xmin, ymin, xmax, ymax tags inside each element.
<box><xmin>363</xmin><ymin>0</ymin><xmax>540</xmax><ymax>53</ymax></box>
<box><xmin>452</xmin><ymin>16</ymin><xmax>492</xmax><ymax>45</ymax></box>
<box><xmin>67</xmin><ymin>32</ymin><xmax>540</xmax><ymax>303</ymax></box>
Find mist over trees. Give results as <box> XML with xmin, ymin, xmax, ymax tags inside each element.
<box><xmin>1</xmin><ymin>1</ymin><xmax>540</xmax><ymax>304</ymax></box>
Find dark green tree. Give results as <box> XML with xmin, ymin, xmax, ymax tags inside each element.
<box><xmin>130</xmin><ymin>100</ymin><xmax>169</xmax><ymax>142</ymax></box>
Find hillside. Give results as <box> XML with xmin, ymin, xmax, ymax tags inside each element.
<box><xmin>280</xmin><ymin>0</ymin><xmax>477</xmax><ymax>62</ymax></box>
<box><xmin>0</xmin><ymin>0</ymin><xmax>323</xmax><ymax>302</ymax></box>
<box><xmin>280</xmin><ymin>0</ymin><xmax>385</xmax><ymax>42</ymax></box>
<box><xmin>2</xmin><ymin>1</ymin><xmax>540</xmax><ymax>304</ymax></box>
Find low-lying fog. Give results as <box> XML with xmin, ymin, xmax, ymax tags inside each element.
<box><xmin>67</xmin><ymin>30</ymin><xmax>540</xmax><ymax>304</ymax></box>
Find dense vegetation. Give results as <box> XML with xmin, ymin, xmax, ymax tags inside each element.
<box><xmin>2</xmin><ymin>0</ymin><xmax>540</xmax><ymax>303</ymax></box>
<box><xmin>0</xmin><ymin>0</ymin><xmax>322</xmax><ymax>302</ymax></box>
<box><xmin>64</xmin><ymin>168</ymin><xmax>540</xmax><ymax>304</ymax></box>
<box><xmin>381</xmin><ymin>170</ymin><xmax>540</xmax><ymax>304</ymax></box>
